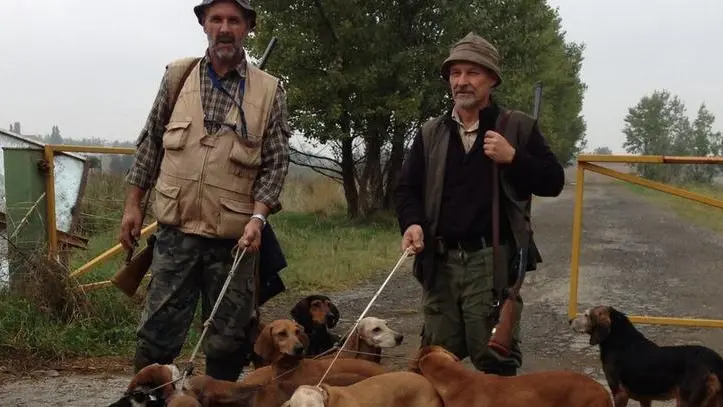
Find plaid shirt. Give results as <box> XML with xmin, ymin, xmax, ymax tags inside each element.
<box><xmin>126</xmin><ymin>52</ymin><xmax>291</xmax><ymax>213</ymax></box>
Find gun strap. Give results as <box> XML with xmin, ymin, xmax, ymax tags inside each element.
<box><xmin>492</xmin><ymin>109</ymin><xmax>512</xmax><ymax>308</ymax></box>
<box><xmin>124</xmin><ymin>58</ymin><xmax>200</xmax><ymax>264</ymax></box>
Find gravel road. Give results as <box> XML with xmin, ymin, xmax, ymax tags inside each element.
<box><xmin>3</xmin><ymin>165</ymin><xmax>723</xmax><ymax>406</ymax></box>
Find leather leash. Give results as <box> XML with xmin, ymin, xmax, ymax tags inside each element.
<box><xmin>491</xmin><ymin>109</ymin><xmax>511</xmax><ymax>319</ymax></box>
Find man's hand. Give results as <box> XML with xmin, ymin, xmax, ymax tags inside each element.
<box><xmin>483</xmin><ymin>130</ymin><xmax>516</xmax><ymax>164</ymax></box>
<box><xmin>239</xmin><ymin>218</ymin><xmax>263</xmax><ymax>253</ymax></box>
<box><xmin>120</xmin><ymin>204</ymin><xmax>143</xmax><ymax>251</ymax></box>
<box><xmin>401</xmin><ymin>224</ymin><xmax>424</xmax><ymax>255</ymax></box>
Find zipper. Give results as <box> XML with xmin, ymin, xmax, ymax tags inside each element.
<box><xmin>197</xmin><ymin>137</ymin><xmax>211</xmax><ymax>235</ymax></box>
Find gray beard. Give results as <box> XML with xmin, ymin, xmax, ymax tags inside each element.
<box><xmin>455</xmin><ymin>95</ymin><xmax>480</xmax><ymax>109</ymax></box>
<box><xmin>213</xmin><ymin>46</ymin><xmax>238</xmax><ymax>61</ymax></box>
<box><xmin>208</xmin><ymin>35</ymin><xmax>243</xmax><ymax>62</ymax></box>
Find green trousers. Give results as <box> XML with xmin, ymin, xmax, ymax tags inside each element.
<box><xmin>420</xmin><ymin>246</ymin><xmax>523</xmax><ymax>375</ymax></box>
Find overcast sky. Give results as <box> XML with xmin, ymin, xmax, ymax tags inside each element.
<box><xmin>1</xmin><ymin>0</ymin><xmax>721</xmax><ymax>154</ymax></box>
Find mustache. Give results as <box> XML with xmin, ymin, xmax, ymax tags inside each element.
<box><xmin>454</xmin><ymin>86</ymin><xmax>475</xmax><ymax>94</ymax></box>
<box><xmin>215</xmin><ymin>34</ymin><xmax>235</xmax><ymax>44</ymax></box>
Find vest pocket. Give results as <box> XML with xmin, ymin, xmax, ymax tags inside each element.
<box><xmin>152</xmin><ymin>180</ymin><xmax>181</xmax><ymax>226</ymax></box>
<box><xmin>217</xmin><ymin>197</ymin><xmax>254</xmax><ymax>239</ymax></box>
<box><xmin>228</xmin><ymin>139</ymin><xmax>262</xmax><ymax>177</ymax></box>
<box><xmin>162</xmin><ymin>120</ymin><xmax>192</xmax><ymax>150</ymax></box>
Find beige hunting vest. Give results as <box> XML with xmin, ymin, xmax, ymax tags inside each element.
<box><xmin>153</xmin><ymin>59</ymin><xmax>279</xmax><ymax>239</ymax></box>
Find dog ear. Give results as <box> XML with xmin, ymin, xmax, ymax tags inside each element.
<box><xmin>347</xmin><ymin>329</ymin><xmax>360</xmax><ymax>350</ymax></box>
<box><xmin>290</xmin><ymin>297</ymin><xmax>313</xmax><ymax>329</ymax></box>
<box><xmin>253</xmin><ymin>323</ymin><xmax>276</xmax><ymax>363</ymax></box>
<box><xmin>590</xmin><ymin>309</ymin><xmax>611</xmax><ymax>345</ymax></box>
<box><xmin>327</xmin><ymin>301</ymin><xmax>340</xmax><ymax>328</ymax></box>
<box><xmin>295</xmin><ymin>322</ymin><xmax>310</xmax><ymax>350</ymax></box>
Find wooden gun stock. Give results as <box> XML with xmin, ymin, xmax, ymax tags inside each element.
<box><xmin>487</xmin><ymin>296</ymin><xmax>518</xmax><ymax>357</ymax></box>
<box><xmin>111</xmin><ymin>236</ymin><xmax>156</xmax><ymax>297</ymax></box>
<box><xmin>488</xmin><ymin>248</ymin><xmax>527</xmax><ymax>357</ymax></box>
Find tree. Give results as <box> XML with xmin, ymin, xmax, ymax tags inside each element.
<box><xmin>247</xmin><ymin>0</ymin><xmax>587</xmax><ymax>218</ymax></box>
<box><xmin>49</xmin><ymin>125</ymin><xmax>63</xmax><ymax>144</ymax></box>
<box><xmin>593</xmin><ymin>146</ymin><xmax>613</xmax><ymax>155</ymax></box>
<box><xmin>622</xmin><ymin>90</ymin><xmax>689</xmax><ymax>182</ymax></box>
<box><xmin>623</xmin><ymin>90</ymin><xmax>721</xmax><ymax>184</ymax></box>
<box><xmin>681</xmin><ymin>103</ymin><xmax>722</xmax><ymax>184</ymax></box>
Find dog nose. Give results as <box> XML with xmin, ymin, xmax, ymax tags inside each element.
<box><xmin>395</xmin><ymin>334</ymin><xmax>404</xmax><ymax>345</ymax></box>
<box><xmin>293</xmin><ymin>343</ymin><xmax>305</xmax><ymax>355</ymax></box>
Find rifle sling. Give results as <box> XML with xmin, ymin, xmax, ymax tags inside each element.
<box><xmin>491</xmin><ymin>110</ymin><xmax>511</xmax><ymax>307</ymax></box>
<box><xmin>124</xmin><ymin>58</ymin><xmax>200</xmax><ymax>263</ymax></box>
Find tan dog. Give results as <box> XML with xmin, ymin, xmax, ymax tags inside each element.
<box><xmin>411</xmin><ymin>346</ymin><xmax>613</xmax><ymax>407</ymax></box>
<box><xmin>321</xmin><ymin>317</ymin><xmax>404</xmax><ymax>363</ymax></box>
<box><xmin>281</xmin><ymin>371</ymin><xmax>443</xmax><ymax>407</ymax></box>
<box><xmin>182</xmin><ymin>319</ymin><xmax>388</xmax><ymax>406</ymax></box>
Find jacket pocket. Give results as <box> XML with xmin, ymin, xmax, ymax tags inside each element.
<box><xmin>152</xmin><ymin>180</ymin><xmax>181</xmax><ymax>226</ymax></box>
<box><xmin>162</xmin><ymin>119</ymin><xmax>192</xmax><ymax>150</ymax></box>
<box><xmin>228</xmin><ymin>138</ymin><xmax>262</xmax><ymax>177</ymax></box>
<box><xmin>217</xmin><ymin>197</ymin><xmax>254</xmax><ymax>239</ymax></box>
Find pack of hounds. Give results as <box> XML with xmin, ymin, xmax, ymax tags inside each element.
<box><xmin>109</xmin><ymin>295</ymin><xmax>723</xmax><ymax>407</ymax></box>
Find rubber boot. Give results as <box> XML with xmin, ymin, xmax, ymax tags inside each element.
<box><xmin>204</xmin><ymin>347</ymin><xmax>249</xmax><ymax>382</ymax></box>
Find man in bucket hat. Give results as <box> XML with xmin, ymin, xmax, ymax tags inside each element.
<box><xmin>121</xmin><ymin>0</ymin><xmax>291</xmax><ymax>381</ymax></box>
<box><xmin>394</xmin><ymin>32</ymin><xmax>564</xmax><ymax>376</ymax></box>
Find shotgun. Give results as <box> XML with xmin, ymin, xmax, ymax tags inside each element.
<box><xmin>487</xmin><ymin>82</ymin><xmax>542</xmax><ymax>357</ymax></box>
<box><xmin>111</xmin><ymin>37</ymin><xmax>280</xmax><ymax>297</ymax></box>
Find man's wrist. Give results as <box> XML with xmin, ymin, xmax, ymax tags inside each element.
<box><xmin>250</xmin><ymin>213</ymin><xmax>267</xmax><ymax>228</ymax></box>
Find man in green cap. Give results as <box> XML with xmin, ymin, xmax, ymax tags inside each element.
<box><xmin>121</xmin><ymin>0</ymin><xmax>291</xmax><ymax>381</ymax></box>
<box><xmin>394</xmin><ymin>32</ymin><xmax>564</xmax><ymax>375</ymax></box>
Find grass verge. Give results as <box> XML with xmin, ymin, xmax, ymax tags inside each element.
<box><xmin>0</xmin><ymin>173</ymin><xmax>401</xmax><ymax>366</ymax></box>
<box><xmin>623</xmin><ymin>181</ymin><xmax>723</xmax><ymax>233</ymax></box>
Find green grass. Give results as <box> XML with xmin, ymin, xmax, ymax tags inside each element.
<box><xmin>623</xmin><ymin>180</ymin><xmax>723</xmax><ymax>233</ymax></box>
<box><xmin>0</xmin><ymin>173</ymin><xmax>401</xmax><ymax>363</ymax></box>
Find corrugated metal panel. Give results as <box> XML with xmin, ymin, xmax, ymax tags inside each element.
<box><xmin>0</xmin><ymin>128</ymin><xmax>87</xmax><ymax>287</ymax></box>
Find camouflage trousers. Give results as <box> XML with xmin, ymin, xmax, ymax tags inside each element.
<box><xmin>420</xmin><ymin>245</ymin><xmax>523</xmax><ymax>375</ymax></box>
<box><xmin>134</xmin><ymin>224</ymin><xmax>257</xmax><ymax>380</ymax></box>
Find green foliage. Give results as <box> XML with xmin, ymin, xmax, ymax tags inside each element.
<box><xmin>246</xmin><ymin>0</ymin><xmax>587</xmax><ymax>216</ymax></box>
<box><xmin>623</xmin><ymin>90</ymin><xmax>722</xmax><ymax>183</ymax></box>
<box><xmin>593</xmin><ymin>146</ymin><xmax>613</xmax><ymax>155</ymax></box>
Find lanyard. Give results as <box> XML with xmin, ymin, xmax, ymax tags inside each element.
<box><xmin>207</xmin><ymin>63</ymin><xmax>248</xmax><ymax>138</ymax></box>
<box><xmin>207</xmin><ymin>63</ymin><xmax>246</xmax><ymax>109</ymax></box>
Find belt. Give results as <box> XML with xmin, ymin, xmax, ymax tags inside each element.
<box><xmin>436</xmin><ymin>235</ymin><xmax>491</xmax><ymax>254</ymax></box>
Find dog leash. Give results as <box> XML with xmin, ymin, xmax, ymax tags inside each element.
<box><xmin>315</xmin><ymin>248</ymin><xmax>412</xmax><ymax>386</ymax></box>
<box><xmin>178</xmin><ymin>245</ymin><xmax>248</xmax><ymax>390</ymax></box>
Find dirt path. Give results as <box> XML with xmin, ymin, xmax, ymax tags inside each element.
<box><xmin>3</xmin><ymin>170</ymin><xmax>723</xmax><ymax>406</ymax></box>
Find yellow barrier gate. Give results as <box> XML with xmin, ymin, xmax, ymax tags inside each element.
<box><xmin>567</xmin><ymin>154</ymin><xmax>723</xmax><ymax>328</ymax></box>
<box><xmin>42</xmin><ymin>144</ymin><xmax>155</xmax><ymax>292</ymax></box>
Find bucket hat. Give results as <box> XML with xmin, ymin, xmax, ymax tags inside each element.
<box><xmin>193</xmin><ymin>0</ymin><xmax>257</xmax><ymax>30</ymax></box>
<box><xmin>441</xmin><ymin>32</ymin><xmax>502</xmax><ymax>87</ymax></box>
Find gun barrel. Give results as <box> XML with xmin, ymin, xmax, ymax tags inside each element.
<box><xmin>257</xmin><ymin>37</ymin><xmax>278</xmax><ymax>70</ymax></box>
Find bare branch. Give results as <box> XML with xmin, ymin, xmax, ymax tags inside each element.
<box><xmin>290</xmin><ymin>146</ymin><xmax>341</xmax><ymax>167</ymax></box>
